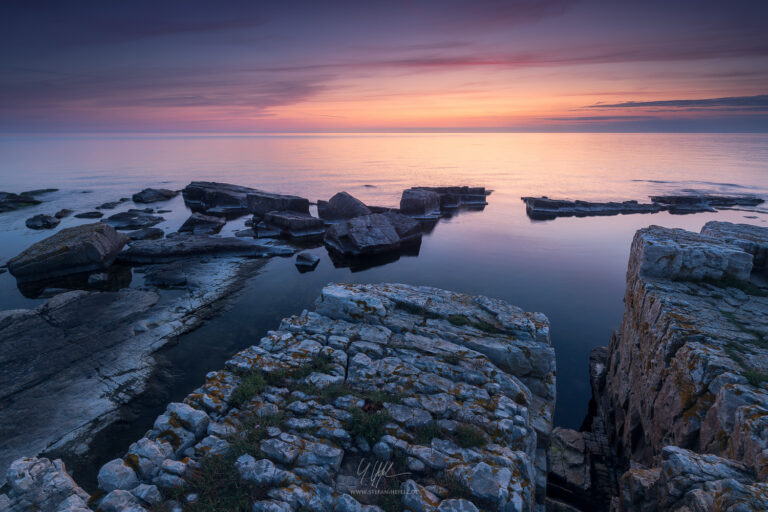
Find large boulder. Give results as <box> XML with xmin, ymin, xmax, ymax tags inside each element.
<box><xmin>182</xmin><ymin>181</ymin><xmax>258</xmax><ymax>216</ymax></box>
<box><xmin>7</xmin><ymin>223</ymin><xmax>128</xmax><ymax>280</ymax></box>
<box><xmin>178</xmin><ymin>213</ymin><xmax>226</xmax><ymax>235</ymax></box>
<box><xmin>25</xmin><ymin>214</ymin><xmax>60</xmax><ymax>230</ymax></box>
<box><xmin>400</xmin><ymin>189</ymin><xmax>441</xmax><ymax>217</ymax></box>
<box><xmin>702</xmin><ymin>221</ymin><xmax>768</xmax><ymax>274</ymax></box>
<box><xmin>247</xmin><ymin>191</ymin><xmax>310</xmax><ymax>217</ymax></box>
<box><xmin>263</xmin><ymin>211</ymin><xmax>324</xmax><ymax>238</ymax></box>
<box><xmin>317</xmin><ymin>192</ymin><xmax>371</xmax><ymax>220</ymax></box>
<box><xmin>103</xmin><ymin>210</ymin><xmax>165</xmax><ymax>230</ymax></box>
<box><xmin>132</xmin><ymin>188</ymin><xmax>179</xmax><ymax>204</ymax></box>
<box><xmin>324</xmin><ymin>212</ymin><xmax>421</xmax><ymax>256</ymax></box>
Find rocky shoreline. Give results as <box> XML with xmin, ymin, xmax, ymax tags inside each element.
<box><xmin>2</xmin><ymin>180</ymin><xmax>768</xmax><ymax>511</ymax></box>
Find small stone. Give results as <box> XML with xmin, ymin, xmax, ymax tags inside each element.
<box><xmin>97</xmin><ymin>459</ymin><xmax>140</xmax><ymax>492</ymax></box>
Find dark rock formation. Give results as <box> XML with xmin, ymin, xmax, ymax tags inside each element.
<box><xmin>521</xmin><ymin>197</ymin><xmax>661</xmax><ymax>220</ymax></box>
<box><xmin>262</xmin><ymin>211</ymin><xmax>324</xmax><ymax>238</ymax></box>
<box><xmin>0</xmin><ymin>189</ymin><xmax>56</xmax><ymax>213</ymax></box>
<box><xmin>104</xmin><ymin>210</ymin><xmax>165</xmax><ymax>230</ymax></box>
<box><xmin>127</xmin><ymin>227</ymin><xmax>164</xmax><ymax>241</ymax></box>
<box><xmin>411</xmin><ymin>186</ymin><xmax>490</xmax><ymax>208</ymax></box>
<box><xmin>116</xmin><ymin>236</ymin><xmax>293</xmax><ymax>264</ymax></box>
<box><xmin>25</xmin><ymin>214</ymin><xmax>61</xmax><ymax>230</ymax></box>
<box><xmin>7</xmin><ymin>223</ymin><xmax>128</xmax><ymax>281</ymax></box>
<box><xmin>246</xmin><ymin>191</ymin><xmax>310</xmax><ymax>217</ymax></box>
<box><xmin>324</xmin><ymin>211</ymin><xmax>422</xmax><ymax>256</ymax></box>
<box><xmin>523</xmin><ymin>194</ymin><xmax>765</xmax><ymax>220</ymax></box>
<box><xmin>178</xmin><ymin>212</ymin><xmax>226</xmax><ymax>235</ymax></box>
<box><xmin>650</xmin><ymin>194</ymin><xmax>764</xmax><ymax>214</ymax></box>
<box><xmin>182</xmin><ymin>181</ymin><xmax>258</xmax><ymax>216</ymax></box>
<box><xmin>74</xmin><ymin>211</ymin><xmax>103</xmax><ymax>219</ymax></box>
<box><xmin>400</xmin><ymin>189</ymin><xmax>441</xmax><ymax>217</ymax></box>
<box><xmin>317</xmin><ymin>191</ymin><xmax>371</xmax><ymax>220</ymax></box>
<box><xmin>143</xmin><ymin>262</ymin><xmax>188</xmax><ymax>288</ymax></box>
<box><xmin>54</xmin><ymin>209</ymin><xmax>73</xmax><ymax>219</ymax></box>
<box><xmin>132</xmin><ymin>188</ymin><xmax>179</xmax><ymax>204</ymax></box>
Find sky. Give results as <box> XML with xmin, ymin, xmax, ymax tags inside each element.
<box><xmin>1</xmin><ymin>0</ymin><xmax>767</xmax><ymax>133</ymax></box>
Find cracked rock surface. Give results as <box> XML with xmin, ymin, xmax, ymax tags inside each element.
<box><xmin>2</xmin><ymin>283</ymin><xmax>555</xmax><ymax>511</ymax></box>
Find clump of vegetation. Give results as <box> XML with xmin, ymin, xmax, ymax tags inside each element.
<box><xmin>455</xmin><ymin>424</ymin><xmax>487</xmax><ymax>448</ymax></box>
<box><xmin>413</xmin><ymin>422</ymin><xmax>445</xmax><ymax>444</ymax></box>
<box><xmin>435</xmin><ymin>474</ymin><xmax>473</xmax><ymax>500</ymax></box>
<box><xmin>348</xmin><ymin>407</ymin><xmax>392</xmax><ymax>444</ymax></box>
<box><xmin>228</xmin><ymin>414</ymin><xmax>283</xmax><ymax>458</ymax></box>
<box><xmin>744</xmin><ymin>369</ymin><xmax>768</xmax><ymax>388</ymax></box>
<box><xmin>442</xmin><ymin>353</ymin><xmax>463</xmax><ymax>365</ymax></box>
<box><xmin>447</xmin><ymin>314</ymin><xmax>469</xmax><ymax>326</ymax></box>
<box><xmin>175</xmin><ymin>453</ymin><xmax>261</xmax><ymax>512</ymax></box>
<box><xmin>292</xmin><ymin>353</ymin><xmax>335</xmax><ymax>380</ymax></box>
<box><xmin>230</xmin><ymin>372</ymin><xmax>266</xmax><ymax>407</ymax></box>
<box><xmin>376</xmin><ymin>481</ymin><xmax>405</xmax><ymax>512</ymax></box>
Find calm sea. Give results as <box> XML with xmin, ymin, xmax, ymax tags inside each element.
<box><xmin>1</xmin><ymin>133</ymin><xmax>767</xmax><ymax>432</ymax></box>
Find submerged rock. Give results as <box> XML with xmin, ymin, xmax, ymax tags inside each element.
<box><xmin>143</xmin><ymin>262</ymin><xmax>187</xmax><ymax>288</ymax></box>
<box><xmin>25</xmin><ymin>213</ymin><xmax>61</xmax><ymax>230</ymax></box>
<box><xmin>182</xmin><ymin>181</ymin><xmax>258</xmax><ymax>216</ymax></box>
<box><xmin>55</xmin><ymin>209</ymin><xmax>73</xmax><ymax>219</ymax></box>
<box><xmin>317</xmin><ymin>191</ymin><xmax>371</xmax><ymax>220</ymax></box>
<box><xmin>650</xmin><ymin>194</ymin><xmax>764</xmax><ymax>214</ymax></box>
<box><xmin>324</xmin><ymin>212</ymin><xmax>422</xmax><ymax>257</ymax></box>
<box><xmin>7</xmin><ymin>223</ymin><xmax>128</xmax><ymax>280</ymax></box>
<box><xmin>132</xmin><ymin>188</ymin><xmax>179</xmax><ymax>204</ymax></box>
<box><xmin>73</xmin><ymin>211</ymin><xmax>103</xmax><ymax>219</ymax></box>
<box><xmin>0</xmin><ymin>191</ymin><xmax>43</xmax><ymax>213</ymax></box>
<box><xmin>104</xmin><ymin>210</ymin><xmax>165</xmax><ymax>230</ymax></box>
<box><xmin>117</xmin><ymin>235</ymin><xmax>293</xmax><ymax>263</ymax></box>
<box><xmin>178</xmin><ymin>212</ymin><xmax>226</xmax><ymax>235</ymax></box>
<box><xmin>77</xmin><ymin>283</ymin><xmax>554</xmax><ymax>511</ymax></box>
<box><xmin>127</xmin><ymin>227</ymin><xmax>164</xmax><ymax>241</ymax></box>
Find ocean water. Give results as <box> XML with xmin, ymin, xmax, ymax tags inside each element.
<box><xmin>1</xmin><ymin>132</ymin><xmax>767</xmax><ymax>436</ymax></box>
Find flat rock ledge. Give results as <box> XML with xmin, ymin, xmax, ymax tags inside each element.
<box><xmin>557</xmin><ymin>221</ymin><xmax>768</xmax><ymax>511</ymax></box>
<box><xmin>521</xmin><ymin>195</ymin><xmax>764</xmax><ymax>220</ymax></box>
<box><xmin>2</xmin><ymin>283</ymin><xmax>556</xmax><ymax>512</ymax></box>
<box><xmin>0</xmin><ymin>257</ymin><xmax>272</xmax><ymax>483</ymax></box>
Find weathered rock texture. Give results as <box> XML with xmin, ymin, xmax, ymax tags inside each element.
<box><xmin>177</xmin><ymin>212</ymin><xmax>226</xmax><ymax>235</ymax></box>
<box><xmin>410</xmin><ymin>187</ymin><xmax>490</xmax><ymax>208</ymax></box>
<box><xmin>585</xmin><ymin>222</ymin><xmax>768</xmax><ymax>511</ymax></box>
<box><xmin>25</xmin><ymin>214</ymin><xmax>61</xmax><ymax>230</ymax></box>
<box><xmin>1</xmin><ymin>457</ymin><xmax>91</xmax><ymax>511</ymax></box>
<box><xmin>247</xmin><ymin>191</ymin><xmax>310</xmax><ymax>218</ymax></box>
<box><xmin>324</xmin><ymin>212</ymin><xmax>422</xmax><ymax>257</ymax></box>
<box><xmin>0</xmin><ymin>257</ymin><xmax>271</xmax><ymax>482</ymax></box>
<box><xmin>7</xmin><ymin>223</ymin><xmax>128</xmax><ymax>281</ymax></box>
<box><xmin>103</xmin><ymin>210</ymin><xmax>165</xmax><ymax>230</ymax></box>
<box><xmin>5</xmin><ymin>284</ymin><xmax>555</xmax><ymax>511</ymax></box>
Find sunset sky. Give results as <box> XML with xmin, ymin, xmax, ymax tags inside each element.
<box><xmin>1</xmin><ymin>0</ymin><xmax>767</xmax><ymax>133</ymax></box>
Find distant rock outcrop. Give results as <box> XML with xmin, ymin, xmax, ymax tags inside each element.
<box><xmin>317</xmin><ymin>191</ymin><xmax>371</xmax><ymax>220</ymax></box>
<box><xmin>182</xmin><ymin>181</ymin><xmax>258</xmax><ymax>216</ymax></box>
<box><xmin>132</xmin><ymin>188</ymin><xmax>179</xmax><ymax>204</ymax></box>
